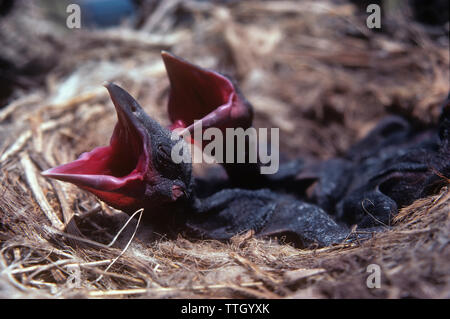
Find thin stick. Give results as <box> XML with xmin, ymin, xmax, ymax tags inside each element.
<box><xmin>143</xmin><ymin>0</ymin><xmax>180</xmax><ymax>32</ymax></box>
<box><xmin>1</xmin><ymin>131</ymin><xmax>32</xmax><ymax>164</ymax></box>
<box><xmin>87</xmin><ymin>281</ymin><xmax>264</xmax><ymax>297</ymax></box>
<box><xmin>94</xmin><ymin>209</ymin><xmax>143</xmax><ymax>283</ymax></box>
<box><xmin>43</xmin><ymin>226</ymin><xmax>112</xmax><ymax>249</ymax></box>
<box><xmin>40</xmin><ymin>88</ymin><xmax>106</xmax><ymax>113</ymax></box>
<box><xmin>1</xmin><ymin>114</ymin><xmax>74</xmax><ymax>164</ymax></box>
<box><xmin>0</xmin><ymin>93</ymin><xmax>41</xmax><ymax>122</ymax></box>
<box><xmin>30</xmin><ymin>153</ymin><xmax>85</xmax><ymax>241</ymax></box>
<box><xmin>10</xmin><ymin>259</ymin><xmax>113</xmax><ymax>275</ymax></box>
<box><xmin>20</xmin><ymin>153</ymin><xmax>65</xmax><ymax>230</ymax></box>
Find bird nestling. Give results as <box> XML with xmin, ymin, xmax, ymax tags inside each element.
<box><xmin>41</xmin><ymin>52</ymin><xmax>450</xmax><ymax>248</ymax></box>
<box><xmin>42</xmin><ymin>83</ymin><xmax>194</xmax><ymax>218</ymax></box>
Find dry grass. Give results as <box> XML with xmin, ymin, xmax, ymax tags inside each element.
<box><xmin>0</xmin><ymin>0</ymin><xmax>449</xmax><ymax>298</ymax></box>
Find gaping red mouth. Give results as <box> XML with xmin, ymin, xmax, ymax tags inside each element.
<box><xmin>161</xmin><ymin>51</ymin><xmax>245</xmax><ymax>134</ymax></box>
<box><xmin>42</xmin><ymin>83</ymin><xmax>149</xmax><ymax>194</ymax></box>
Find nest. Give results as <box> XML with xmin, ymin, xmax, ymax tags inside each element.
<box><xmin>0</xmin><ymin>0</ymin><xmax>449</xmax><ymax>298</ymax></box>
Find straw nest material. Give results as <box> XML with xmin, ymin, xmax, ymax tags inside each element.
<box><xmin>0</xmin><ymin>1</ymin><xmax>449</xmax><ymax>298</ymax></box>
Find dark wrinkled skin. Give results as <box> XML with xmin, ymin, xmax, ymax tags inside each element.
<box><xmin>305</xmin><ymin>113</ymin><xmax>449</xmax><ymax>227</ymax></box>
<box><xmin>42</xmin><ymin>52</ymin><xmax>450</xmax><ymax>249</ymax></box>
<box><xmin>187</xmin><ymin>189</ymin><xmax>349</xmax><ymax>247</ymax></box>
<box><xmin>185</xmin><ymin>95</ymin><xmax>450</xmax><ymax>245</ymax></box>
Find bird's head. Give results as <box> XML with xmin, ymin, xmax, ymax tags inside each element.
<box><xmin>161</xmin><ymin>51</ymin><xmax>253</xmax><ymax>137</ymax></box>
<box><xmin>42</xmin><ymin>83</ymin><xmax>193</xmax><ymax>215</ymax></box>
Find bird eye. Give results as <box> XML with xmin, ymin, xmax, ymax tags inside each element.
<box><xmin>157</xmin><ymin>144</ymin><xmax>172</xmax><ymax>160</ymax></box>
<box><xmin>130</xmin><ymin>101</ymin><xmax>139</xmax><ymax>112</ymax></box>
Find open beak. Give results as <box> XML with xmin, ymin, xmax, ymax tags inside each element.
<box><xmin>42</xmin><ymin>83</ymin><xmax>150</xmax><ymax>208</ymax></box>
<box><xmin>161</xmin><ymin>51</ymin><xmax>253</xmax><ymax>137</ymax></box>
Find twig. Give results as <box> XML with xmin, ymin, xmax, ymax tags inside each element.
<box><xmin>1</xmin><ymin>114</ymin><xmax>74</xmax><ymax>164</ymax></box>
<box><xmin>94</xmin><ymin>208</ymin><xmax>143</xmax><ymax>283</ymax></box>
<box><xmin>29</xmin><ymin>153</ymin><xmax>85</xmax><ymax>243</ymax></box>
<box><xmin>87</xmin><ymin>281</ymin><xmax>264</xmax><ymax>297</ymax></box>
<box><xmin>142</xmin><ymin>0</ymin><xmax>181</xmax><ymax>33</ymax></box>
<box><xmin>20</xmin><ymin>153</ymin><xmax>65</xmax><ymax>230</ymax></box>
<box><xmin>229</xmin><ymin>251</ymin><xmax>281</xmax><ymax>285</ymax></box>
<box><xmin>9</xmin><ymin>259</ymin><xmax>112</xmax><ymax>275</ymax></box>
<box><xmin>0</xmin><ymin>93</ymin><xmax>41</xmax><ymax>122</ymax></box>
<box><xmin>40</xmin><ymin>88</ymin><xmax>106</xmax><ymax>113</ymax></box>
<box><xmin>85</xmin><ymin>268</ymin><xmax>144</xmax><ymax>285</ymax></box>
<box><xmin>84</xmin><ymin>28</ymin><xmax>187</xmax><ymax>48</ymax></box>
<box><xmin>0</xmin><ymin>131</ymin><xmax>32</xmax><ymax>164</ymax></box>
